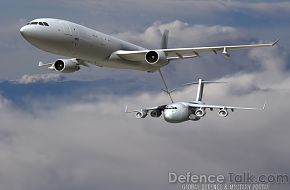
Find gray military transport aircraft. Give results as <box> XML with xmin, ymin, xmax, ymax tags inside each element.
<box><xmin>20</xmin><ymin>18</ymin><xmax>277</xmax><ymax>73</ymax></box>
<box><xmin>125</xmin><ymin>79</ymin><xmax>266</xmax><ymax>123</ymax></box>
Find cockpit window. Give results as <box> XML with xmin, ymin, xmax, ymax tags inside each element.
<box><xmin>165</xmin><ymin>107</ymin><xmax>178</xmax><ymax>110</ymax></box>
<box><xmin>26</xmin><ymin>21</ymin><xmax>49</xmax><ymax>26</ymax></box>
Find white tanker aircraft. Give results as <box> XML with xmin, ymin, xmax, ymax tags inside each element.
<box><xmin>20</xmin><ymin>18</ymin><xmax>277</xmax><ymax>73</ymax></box>
<box><xmin>125</xmin><ymin>79</ymin><xmax>265</xmax><ymax>123</ymax></box>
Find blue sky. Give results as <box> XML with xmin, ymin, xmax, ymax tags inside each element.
<box><xmin>1</xmin><ymin>1</ymin><xmax>290</xmax><ymax>190</ymax></box>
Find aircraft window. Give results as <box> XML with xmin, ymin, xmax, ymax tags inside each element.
<box><xmin>43</xmin><ymin>22</ymin><xmax>49</xmax><ymax>26</ymax></box>
<box><xmin>39</xmin><ymin>22</ymin><xmax>44</xmax><ymax>26</ymax></box>
<box><xmin>165</xmin><ymin>107</ymin><xmax>178</xmax><ymax>110</ymax></box>
<box><xmin>30</xmin><ymin>22</ymin><xmax>38</xmax><ymax>25</ymax></box>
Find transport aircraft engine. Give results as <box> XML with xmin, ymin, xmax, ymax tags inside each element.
<box><xmin>52</xmin><ymin>59</ymin><xmax>80</xmax><ymax>73</ymax></box>
<box><xmin>150</xmin><ymin>110</ymin><xmax>162</xmax><ymax>118</ymax></box>
<box><xmin>145</xmin><ymin>51</ymin><xmax>168</xmax><ymax>66</ymax></box>
<box><xmin>218</xmin><ymin>109</ymin><xmax>228</xmax><ymax>117</ymax></box>
<box><xmin>195</xmin><ymin>108</ymin><xmax>206</xmax><ymax>117</ymax></box>
<box><xmin>135</xmin><ymin>110</ymin><xmax>148</xmax><ymax>118</ymax></box>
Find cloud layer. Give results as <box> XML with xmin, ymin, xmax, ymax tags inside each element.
<box><xmin>0</xmin><ymin>31</ymin><xmax>290</xmax><ymax>189</ymax></box>
<box><xmin>14</xmin><ymin>73</ymin><xmax>63</xmax><ymax>84</ymax></box>
<box><xmin>114</xmin><ymin>20</ymin><xmax>241</xmax><ymax>49</ymax></box>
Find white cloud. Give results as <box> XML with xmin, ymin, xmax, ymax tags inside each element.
<box><xmin>0</xmin><ymin>95</ymin><xmax>11</xmax><ymax>110</ymax></box>
<box><xmin>114</xmin><ymin>20</ymin><xmax>240</xmax><ymax>49</ymax></box>
<box><xmin>14</xmin><ymin>73</ymin><xmax>63</xmax><ymax>84</ymax></box>
<box><xmin>0</xmin><ymin>36</ymin><xmax>290</xmax><ymax>189</ymax></box>
<box><xmin>58</xmin><ymin>0</ymin><xmax>290</xmax><ymax>16</ymax></box>
<box><xmin>236</xmin><ymin>1</ymin><xmax>290</xmax><ymax>12</ymax></box>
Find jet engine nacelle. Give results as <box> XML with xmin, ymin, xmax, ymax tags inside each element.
<box><xmin>145</xmin><ymin>50</ymin><xmax>168</xmax><ymax>66</ymax></box>
<box><xmin>195</xmin><ymin>108</ymin><xmax>206</xmax><ymax>117</ymax></box>
<box><xmin>150</xmin><ymin>110</ymin><xmax>162</xmax><ymax>118</ymax></box>
<box><xmin>218</xmin><ymin>109</ymin><xmax>228</xmax><ymax>117</ymax></box>
<box><xmin>135</xmin><ymin>110</ymin><xmax>148</xmax><ymax>118</ymax></box>
<box><xmin>51</xmin><ymin>59</ymin><xmax>80</xmax><ymax>73</ymax></box>
<box><xmin>189</xmin><ymin>114</ymin><xmax>201</xmax><ymax>121</ymax></box>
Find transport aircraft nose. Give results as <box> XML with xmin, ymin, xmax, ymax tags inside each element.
<box><xmin>20</xmin><ymin>25</ymin><xmax>37</xmax><ymax>39</ymax></box>
<box><xmin>20</xmin><ymin>26</ymin><xmax>28</xmax><ymax>37</ymax></box>
<box><xmin>20</xmin><ymin>25</ymin><xmax>37</xmax><ymax>42</ymax></box>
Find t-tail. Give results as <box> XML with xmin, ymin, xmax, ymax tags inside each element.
<box><xmin>196</xmin><ymin>79</ymin><xmax>204</xmax><ymax>101</ymax></box>
<box><xmin>184</xmin><ymin>79</ymin><xmax>226</xmax><ymax>102</ymax></box>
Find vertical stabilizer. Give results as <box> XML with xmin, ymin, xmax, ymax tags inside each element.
<box><xmin>160</xmin><ymin>30</ymin><xmax>169</xmax><ymax>49</ymax></box>
<box><xmin>196</xmin><ymin>79</ymin><xmax>204</xmax><ymax>102</ymax></box>
<box><xmin>183</xmin><ymin>78</ymin><xmax>226</xmax><ymax>102</ymax></box>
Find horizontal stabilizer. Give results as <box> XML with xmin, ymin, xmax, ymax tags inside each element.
<box><xmin>183</xmin><ymin>80</ymin><xmax>227</xmax><ymax>86</ymax></box>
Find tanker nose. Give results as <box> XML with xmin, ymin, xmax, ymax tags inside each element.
<box><xmin>20</xmin><ymin>25</ymin><xmax>38</xmax><ymax>39</ymax></box>
<box><xmin>20</xmin><ymin>26</ymin><xmax>29</xmax><ymax>38</ymax></box>
<box><xmin>20</xmin><ymin>25</ymin><xmax>41</xmax><ymax>42</ymax></box>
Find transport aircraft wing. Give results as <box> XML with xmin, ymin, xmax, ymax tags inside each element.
<box><xmin>114</xmin><ymin>40</ymin><xmax>278</xmax><ymax>62</ymax></box>
<box><xmin>125</xmin><ymin>105</ymin><xmax>166</xmax><ymax>113</ymax></box>
<box><xmin>187</xmin><ymin>102</ymin><xmax>266</xmax><ymax>118</ymax></box>
<box><xmin>188</xmin><ymin>103</ymin><xmax>266</xmax><ymax>111</ymax></box>
<box><xmin>125</xmin><ymin>105</ymin><xmax>167</xmax><ymax>119</ymax></box>
<box><xmin>38</xmin><ymin>58</ymin><xmax>90</xmax><ymax>71</ymax></box>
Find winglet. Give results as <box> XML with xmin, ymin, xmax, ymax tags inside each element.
<box><xmin>183</xmin><ymin>81</ymin><xmax>227</xmax><ymax>86</ymax></box>
<box><xmin>272</xmin><ymin>39</ymin><xmax>279</xmax><ymax>46</ymax></box>
<box><xmin>124</xmin><ymin>106</ymin><xmax>139</xmax><ymax>113</ymax></box>
<box><xmin>262</xmin><ymin>103</ymin><xmax>266</xmax><ymax>110</ymax></box>
<box><xmin>262</xmin><ymin>102</ymin><xmax>267</xmax><ymax>110</ymax></box>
